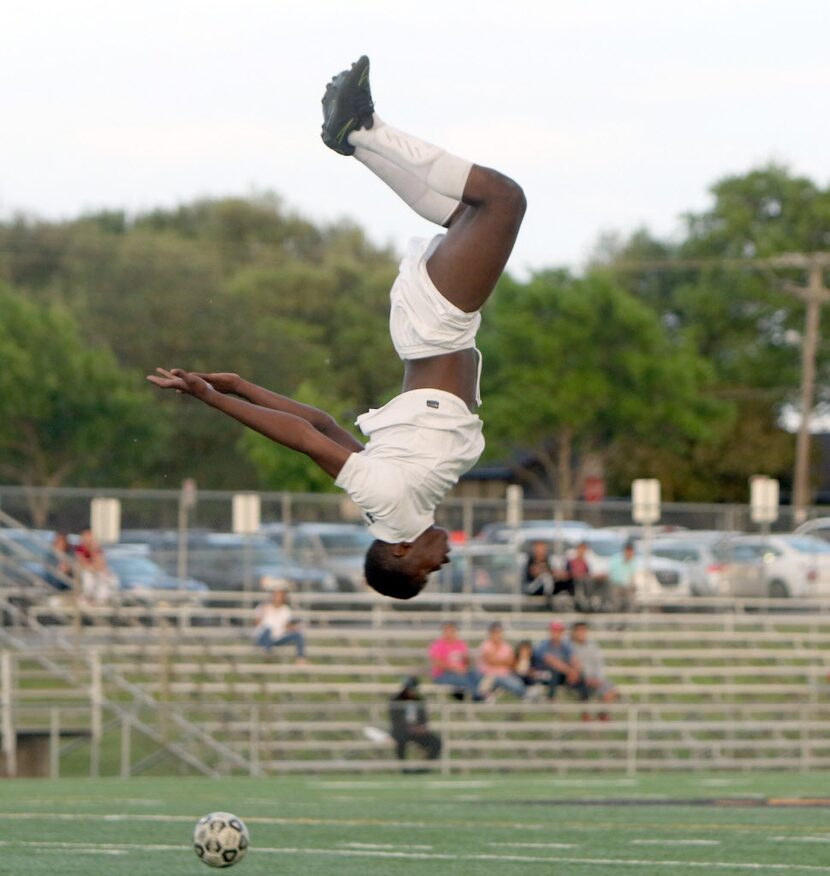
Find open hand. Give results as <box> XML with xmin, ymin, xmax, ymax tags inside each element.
<box><xmin>191</xmin><ymin>371</ymin><xmax>241</xmax><ymax>394</ymax></box>
<box><xmin>146</xmin><ymin>368</ymin><xmax>213</xmax><ymax>399</ymax></box>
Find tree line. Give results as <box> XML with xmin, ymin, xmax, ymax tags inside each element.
<box><xmin>1</xmin><ymin>165</ymin><xmax>828</xmax><ymax>505</ymax></box>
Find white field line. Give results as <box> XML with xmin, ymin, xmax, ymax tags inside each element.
<box><xmin>490</xmin><ymin>842</ymin><xmax>579</xmax><ymax>849</ymax></box>
<box><xmin>313</xmin><ymin>780</ymin><xmax>492</xmax><ymax>789</ymax></box>
<box><xmin>0</xmin><ymin>811</ymin><xmax>541</xmax><ymax>831</ymax></box>
<box><xmin>32</xmin><ymin>847</ymin><xmax>127</xmax><ymax>856</ymax></box>
<box><xmin>699</xmin><ymin>779</ymin><xmax>749</xmax><ymax>787</ymax></box>
<box><xmin>542</xmin><ymin>778</ymin><xmax>639</xmax><ymax>787</ymax></box>
<box><xmin>14</xmin><ymin>797</ymin><xmax>165</xmax><ymax>806</ymax></box>
<box><xmin>3</xmin><ymin>839</ymin><xmax>830</xmax><ymax>872</ymax></box>
<box><xmin>632</xmin><ymin>839</ymin><xmax>722</xmax><ymax>846</ymax></box>
<box><xmin>345</xmin><ymin>842</ymin><xmax>434</xmax><ymax>850</ymax></box>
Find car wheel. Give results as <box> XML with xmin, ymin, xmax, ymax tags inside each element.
<box><xmin>768</xmin><ymin>579</ymin><xmax>789</xmax><ymax>599</ymax></box>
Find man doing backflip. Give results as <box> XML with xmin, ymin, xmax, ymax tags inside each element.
<box><xmin>149</xmin><ymin>56</ymin><xmax>526</xmax><ymax>600</ymax></box>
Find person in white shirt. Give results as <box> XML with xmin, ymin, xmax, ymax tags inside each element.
<box><xmin>253</xmin><ymin>588</ymin><xmax>306</xmax><ymax>663</ymax></box>
<box><xmin>147</xmin><ymin>55</ymin><xmax>525</xmax><ymax>602</ymax></box>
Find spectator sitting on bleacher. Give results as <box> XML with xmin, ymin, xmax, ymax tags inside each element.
<box><xmin>428</xmin><ymin>622</ymin><xmax>484</xmax><ymax>701</ymax></box>
<box><xmin>533</xmin><ymin>621</ymin><xmax>590</xmax><ymax>701</ymax></box>
<box><xmin>607</xmin><ymin>541</ymin><xmax>637</xmax><ymax>612</ymax></box>
<box><xmin>566</xmin><ymin>541</ymin><xmax>609</xmax><ymax>611</ymax></box>
<box><xmin>524</xmin><ymin>540</ymin><xmax>556</xmax><ymax>597</ymax></box>
<box><xmin>388</xmin><ymin>676</ymin><xmax>441</xmax><ymax>765</ymax></box>
<box><xmin>476</xmin><ymin>622</ymin><xmax>527</xmax><ymax>698</ymax></box>
<box><xmin>569</xmin><ymin>621</ymin><xmax>619</xmax><ymax>715</ymax></box>
<box><xmin>253</xmin><ymin>588</ymin><xmax>307</xmax><ymax>663</ymax></box>
<box><xmin>513</xmin><ymin>639</ymin><xmax>546</xmax><ymax>697</ymax></box>
<box><xmin>45</xmin><ymin>532</ymin><xmax>74</xmax><ymax>592</ymax></box>
<box><xmin>74</xmin><ymin>529</ymin><xmax>115</xmax><ymax>604</ymax></box>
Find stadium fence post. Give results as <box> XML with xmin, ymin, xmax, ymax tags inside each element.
<box><xmin>120</xmin><ymin>715</ymin><xmax>131</xmax><ymax>778</ymax></box>
<box><xmin>439</xmin><ymin>702</ymin><xmax>450</xmax><ymax>775</ymax></box>
<box><xmin>625</xmin><ymin>706</ymin><xmax>638</xmax><ymax>776</ymax></box>
<box><xmin>49</xmin><ymin>707</ymin><xmax>60</xmax><ymax>779</ymax></box>
<box><xmin>89</xmin><ymin>649</ymin><xmax>102</xmax><ymax>777</ymax></box>
<box><xmin>249</xmin><ymin>705</ymin><xmax>260</xmax><ymax>776</ymax></box>
<box><xmin>1</xmin><ymin>651</ymin><xmax>16</xmax><ymax>777</ymax></box>
<box><xmin>799</xmin><ymin>706</ymin><xmax>810</xmax><ymax>774</ymax></box>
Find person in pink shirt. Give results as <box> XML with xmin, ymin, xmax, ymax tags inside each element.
<box><xmin>477</xmin><ymin>622</ymin><xmax>528</xmax><ymax>698</ymax></box>
<box><xmin>428</xmin><ymin>622</ymin><xmax>484</xmax><ymax>701</ymax></box>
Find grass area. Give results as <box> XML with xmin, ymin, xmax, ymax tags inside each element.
<box><xmin>1</xmin><ymin>771</ymin><xmax>830</xmax><ymax>874</ymax></box>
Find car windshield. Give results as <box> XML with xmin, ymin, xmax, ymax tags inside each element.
<box><xmin>586</xmin><ymin>538</ymin><xmax>626</xmax><ymax>557</ymax></box>
<box><xmin>781</xmin><ymin>536</ymin><xmax>830</xmax><ymax>554</ymax></box>
<box><xmin>654</xmin><ymin>544</ymin><xmax>701</xmax><ymax>562</ymax></box>
<box><xmin>108</xmin><ymin>555</ymin><xmax>163</xmax><ymax>577</ymax></box>
<box><xmin>316</xmin><ymin>531</ymin><xmax>374</xmax><ymax>553</ymax></box>
<box><xmin>248</xmin><ymin>547</ymin><xmax>290</xmax><ymax>566</ymax></box>
<box><xmin>1</xmin><ymin>534</ymin><xmax>52</xmax><ymax>560</ymax></box>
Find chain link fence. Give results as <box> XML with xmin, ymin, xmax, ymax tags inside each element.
<box><xmin>0</xmin><ymin>484</ymin><xmax>815</xmax><ymax>537</ymax></box>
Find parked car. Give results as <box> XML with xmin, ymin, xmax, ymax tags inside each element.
<box><xmin>603</xmin><ymin>524</ymin><xmax>689</xmax><ymax>542</ymax></box>
<box><xmin>0</xmin><ymin>528</ymin><xmax>69</xmax><ymax>590</ymax></box>
<box><xmin>649</xmin><ymin>536</ymin><xmax>734</xmax><ymax>596</ymax></box>
<box><xmin>794</xmin><ymin>517</ymin><xmax>830</xmax><ymax>543</ymax></box>
<box><xmin>147</xmin><ymin>532</ymin><xmax>339</xmax><ymax>594</ymax></box>
<box><xmin>103</xmin><ymin>547</ymin><xmax>208</xmax><ymax>604</ymax></box>
<box><xmin>630</xmin><ymin>550</ymin><xmax>695</xmax><ymax>601</ymax></box>
<box><xmin>722</xmin><ymin>534</ymin><xmax>830</xmax><ymax>599</ymax></box>
<box><xmin>476</xmin><ymin>519</ymin><xmax>592</xmax><ymax>546</ymax></box>
<box><xmin>431</xmin><ymin>543</ymin><xmax>522</xmax><ymax>594</ymax></box>
<box><xmin>262</xmin><ymin>522</ymin><xmax>373</xmax><ymax>592</ymax></box>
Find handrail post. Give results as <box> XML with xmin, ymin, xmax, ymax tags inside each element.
<box><xmin>440</xmin><ymin>702</ymin><xmax>450</xmax><ymax>775</ymax></box>
<box><xmin>250</xmin><ymin>704</ymin><xmax>260</xmax><ymax>777</ymax></box>
<box><xmin>90</xmin><ymin>649</ymin><xmax>102</xmax><ymax>777</ymax></box>
<box><xmin>49</xmin><ymin>707</ymin><xmax>60</xmax><ymax>779</ymax></box>
<box><xmin>1</xmin><ymin>651</ymin><xmax>16</xmax><ymax>777</ymax></box>
<box><xmin>626</xmin><ymin>706</ymin><xmax>638</xmax><ymax>776</ymax></box>
<box><xmin>120</xmin><ymin>714</ymin><xmax>132</xmax><ymax>778</ymax></box>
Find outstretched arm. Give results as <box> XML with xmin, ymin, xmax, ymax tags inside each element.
<box><xmin>192</xmin><ymin>371</ymin><xmax>364</xmax><ymax>453</ymax></box>
<box><xmin>147</xmin><ymin>369</ymin><xmax>359</xmax><ymax>478</ymax></box>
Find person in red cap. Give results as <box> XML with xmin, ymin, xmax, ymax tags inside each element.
<box><xmin>532</xmin><ymin>621</ymin><xmax>590</xmax><ymax>701</ymax></box>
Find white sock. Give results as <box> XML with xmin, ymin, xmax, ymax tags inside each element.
<box><xmin>348</xmin><ymin>116</ymin><xmax>473</xmax><ymax>202</ymax></box>
<box><xmin>353</xmin><ymin>146</ymin><xmax>460</xmax><ymax>226</ymax></box>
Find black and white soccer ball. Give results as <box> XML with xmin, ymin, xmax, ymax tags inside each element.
<box><xmin>193</xmin><ymin>811</ymin><xmax>250</xmax><ymax>868</ymax></box>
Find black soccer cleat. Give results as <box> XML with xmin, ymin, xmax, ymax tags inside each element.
<box><xmin>321</xmin><ymin>55</ymin><xmax>374</xmax><ymax>155</ymax></box>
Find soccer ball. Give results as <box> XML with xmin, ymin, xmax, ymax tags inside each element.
<box><xmin>193</xmin><ymin>812</ymin><xmax>250</xmax><ymax>868</ymax></box>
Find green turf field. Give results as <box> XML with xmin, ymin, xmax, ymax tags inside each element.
<box><xmin>1</xmin><ymin>771</ymin><xmax>830</xmax><ymax>875</ymax></box>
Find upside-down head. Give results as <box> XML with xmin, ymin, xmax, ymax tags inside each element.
<box><xmin>363</xmin><ymin>527</ymin><xmax>451</xmax><ymax>600</ymax></box>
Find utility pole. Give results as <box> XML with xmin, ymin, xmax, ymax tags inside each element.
<box><xmin>775</xmin><ymin>255</ymin><xmax>830</xmax><ymax>524</ymax></box>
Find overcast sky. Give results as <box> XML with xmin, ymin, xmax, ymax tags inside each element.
<box><xmin>2</xmin><ymin>0</ymin><xmax>828</xmax><ymax>272</ymax></box>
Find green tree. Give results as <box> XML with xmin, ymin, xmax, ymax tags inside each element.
<box><xmin>600</xmin><ymin>165</ymin><xmax>830</xmax><ymax>498</ymax></box>
<box><xmin>0</xmin><ymin>199</ymin><xmax>401</xmax><ymax>489</ymax></box>
<box><xmin>238</xmin><ymin>380</ymin><xmax>356</xmax><ymax>493</ymax></box>
<box><xmin>0</xmin><ymin>285</ymin><xmax>165</xmax><ymax>523</ymax></box>
<box><xmin>479</xmin><ymin>271</ymin><xmax>727</xmax><ymax>500</ymax></box>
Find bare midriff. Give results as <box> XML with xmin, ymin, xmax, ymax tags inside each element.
<box><xmin>402</xmin><ymin>348</ymin><xmax>479</xmax><ymax>412</ymax></box>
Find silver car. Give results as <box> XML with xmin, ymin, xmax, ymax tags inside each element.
<box><xmin>649</xmin><ymin>536</ymin><xmax>733</xmax><ymax>596</ymax></box>
<box><xmin>723</xmin><ymin>534</ymin><xmax>830</xmax><ymax>598</ymax></box>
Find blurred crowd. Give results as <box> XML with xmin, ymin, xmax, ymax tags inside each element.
<box><xmin>427</xmin><ymin>619</ymin><xmax>618</xmax><ymax>709</ymax></box>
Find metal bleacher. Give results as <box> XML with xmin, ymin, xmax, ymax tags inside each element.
<box><xmin>2</xmin><ymin>514</ymin><xmax>830</xmax><ymax>775</ymax></box>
